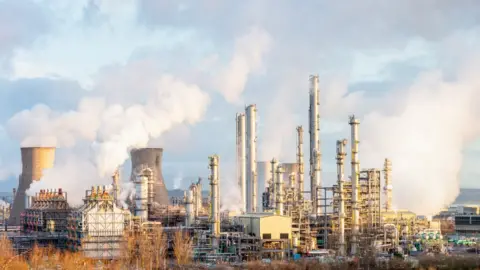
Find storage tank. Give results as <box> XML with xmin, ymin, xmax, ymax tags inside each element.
<box><xmin>9</xmin><ymin>147</ymin><xmax>56</xmax><ymax>225</ymax></box>
<box><xmin>256</xmin><ymin>161</ymin><xmax>270</xmax><ymax>212</ymax></box>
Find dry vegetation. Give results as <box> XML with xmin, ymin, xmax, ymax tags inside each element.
<box><xmin>173</xmin><ymin>230</ymin><xmax>193</xmax><ymax>266</ymax></box>
<box><xmin>3</xmin><ymin>231</ymin><xmax>480</xmax><ymax>270</ymax></box>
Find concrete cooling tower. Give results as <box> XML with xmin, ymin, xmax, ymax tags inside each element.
<box><xmin>9</xmin><ymin>147</ymin><xmax>55</xmax><ymax>225</ymax></box>
<box><xmin>130</xmin><ymin>148</ymin><xmax>169</xmax><ymax>206</ymax></box>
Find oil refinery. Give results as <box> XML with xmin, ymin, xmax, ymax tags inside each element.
<box><xmin>0</xmin><ymin>74</ymin><xmax>477</xmax><ymax>267</ymax></box>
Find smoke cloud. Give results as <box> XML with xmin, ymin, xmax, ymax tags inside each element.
<box><xmin>214</xmin><ymin>26</ymin><xmax>271</xmax><ymax>104</ymax></box>
<box><xmin>359</xmin><ymin>65</ymin><xmax>480</xmax><ymax>215</ymax></box>
<box><xmin>15</xmin><ymin>73</ymin><xmax>210</xmax><ymax>204</ymax></box>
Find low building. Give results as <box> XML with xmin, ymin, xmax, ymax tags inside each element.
<box><xmin>454</xmin><ymin>215</ymin><xmax>480</xmax><ymax>236</ymax></box>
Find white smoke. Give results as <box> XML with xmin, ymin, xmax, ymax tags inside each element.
<box><xmin>172</xmin><ymin>171</ymin><xmax>183</xmax><ymax>190</ymax></box>
<box><xmin>119</xmin><ymin>181</ymin><xmax>135</xmax><ymax>209</ymax></box>
<box><xmin>0</xmin><ymin>199</ymin><xmax>9</xmax><ymax>208</ymax></box>
<box><xmin>15</xmin><ymin>74</ymin><xmax>210</xmax><ymax>205</ymax></box>
<box><xmin>26</xmin><ymin>154</ymin><xmax>109</xmax><ymax>206</ymax></box>
<box><xmin>214</xmin><ymin>26</ymin><xmax>272</xmax><ymax>104</ymax></box>
<box><xmin>359</xmin><ymin>66</ymin><xmax>480</xmax><ymax>215</ymax></box>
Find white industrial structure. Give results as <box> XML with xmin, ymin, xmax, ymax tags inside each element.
<box><xmin>383</xmin><ymin>158</ymin><xmax>392</xmax><ymax>211</ymax></box>
<box><xmin>349</xmin><ymin>115</ymin><xmax>360</xmax><ymax>255</ymax></box>
<box><xmin>67</xmin><ymin>186</ymin><xmax>129</xmax><ymax>259</ymax></box>
<box><xmin>209</xmin><ymin>155</ymin><xmax>220</xmax><ymax>237</ymax></box>
<box><xmin>275</xmin><ymin>165</ymin><xmax>284</xmax><ymax>216</ymax></box>
<box><xmin>270</xmin><ymin>158</ymin><xmax>278</xmax><ymax>211</ymax></box>
<box><xmin>134</xmin><ymin>169</ymin><xmax>150</xmax><ymax>220</ymax></box>
<box><xmin>309</xmin><ymin>75</ymin><xmax>321</xmax><ymax>216</ymax></box>
<box><xmin>296</xmin><ymin>126</ymin><xmax>304</xmax><ymax>201</ymax></box>
<box><xmin>185</xmin><ymin>189</ymin><xmax>194</xmax><ymax>227</ymax></box>
<box><xmin>336</xmin><ymin>139</ymin><xmax>347</xmax><ymax>256</ymax></box>
<box><xmin>236</xmin><ymin>113</ymin><xmax>247</xmax><ymax>212</ymax></box>
<box><xmin>245</xmin><ymin>104</ymin><xmax>258</xmax><ymax>213</ymax></box>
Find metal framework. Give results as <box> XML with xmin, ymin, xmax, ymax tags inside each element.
<box><xmin>67</xmin><ymin>186</ymin><xmax>129</xmax><ymax>259</ymax></box>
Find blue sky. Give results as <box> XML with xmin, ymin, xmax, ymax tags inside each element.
<box><xmin>1</xmin><ymin>0</ymin><xmax>480</xmax><ymax>213</ymax></box>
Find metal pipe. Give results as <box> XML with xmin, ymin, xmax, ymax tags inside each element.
<box><xmin>236</xmin><ymin>113</ymin><xmax>247</xmax><ymax>212</ymax></box>
<box><xmin>309</xmin><ymin>75</ymin><xmax>321</xmax><ymax>215</ymax></box>
<box><xmin>384</xmin><ymin>158</ymin><xmax>392</xmax><ymax>211</ymax></box>
<box><xmin>112</xmin><ymin>168</ymin><xmax>120</xmax><ymax>204</ymax></box>
<box><xmin>349</xmin><ymin>115</ymin><xmax>360</xmax><ymax>255</ymax></box>
<box><xmin>185</xmin><ymin>189</ymin><xmax>194</xmax><ymax>227</ymax></box>
<box><xmin>245</xmin><ymin>105</ymin><xmax>257</xmax><ymax>212</ymax></box>
<box><xmin>270</xmin><ymin>158</ymin><xmax>278</xmax><ymax>211</ymax></box>
<box><xmin>336</xmin><ymin>139</ymin><xmax>347</xmax><ymax>256</ymax></box>
<box><xmin>275</xmin><ymin>165</ymin><xmax>284</xmax><ymax>216</ymax></box>
<box><xmin>209</xmin><ymin>155</ymin><xmax>220</xmax><ymax>236</ymax></box>
<box><xmin>296</xmin><ymin>126</ymin><xmax>304</xmax><ymax>201</ymax></box>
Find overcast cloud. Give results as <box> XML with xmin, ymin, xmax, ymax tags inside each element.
<box><xmin>0</xmin><ymin>0</ymin><xmax>479</xmax><ymax>213</ymax></box>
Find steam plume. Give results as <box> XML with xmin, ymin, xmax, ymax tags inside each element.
<box><xmin>360</xmin><ymin>66</ymin><xmax>480</xmax><ymax>214</ymax></box>
<box><xmin>12</xmin><ymin>74</ymin><xmax>210</xmax><ymax>205</ymax></box>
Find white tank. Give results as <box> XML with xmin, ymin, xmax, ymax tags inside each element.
<box><xmin>135</xmin><ymin>174</ymin><xmax>148</xmax><ymax>219</ymax></box>
<box><xmin>256</xmin><ymin>161</ymin><xmax>270</xmax><ymax>211</ymax></box>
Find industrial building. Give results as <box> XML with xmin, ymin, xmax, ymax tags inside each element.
<box><xmin>2</xmin><ymin>73</ymin><xmax>450</xmax><ymax>264</ymax></box>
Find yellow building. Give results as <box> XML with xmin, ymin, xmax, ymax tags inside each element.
<box><xmin>237</xmin><ymin>213</ymin><xmax>292</xmax><ymax>240</ymax></box>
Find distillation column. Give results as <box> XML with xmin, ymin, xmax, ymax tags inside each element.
<box><xmin>270</xmin><ymin>158</ymin><xmax>278</xmax><ymax>211</ymax></box>
<box><xmin>185</xmin><ymin>189</ymin><xmax>194</xmax><ymax>227</ymax></box>
<box><xmin>134</xmin><ymin>173</ymin><xmax>149</xmax><ymax>220</ymax></box>
<box><xmin>349</xmin><ymin>115</ymin><xmax>360</xmax><ymax>255</ymax></box>
<box><xmin>236</xmin><ymin>113</ymin><xmax>247</xmax><ymax>212</ymax></box>
<box><xmin>275</xmin><ymin>165</ymin><xmax>284</xmax><ymax>216</ymax></box>
<box><xmin>209</xmin><ymin>155</ymin><xmax>220</xmax><ymax>237</ymax></box>
<box><xmin>383</xmin><ymin>158</ymin><xmax>392</xmax><ymax>211</ymax></box>
<box><xmin>246</xmin><ymin>105</ymin><xmax>257</xmax><ymax>212</ymax></box>
<box><xmin>309</xmin><ymin>75</ymin><xmax>321</xmax><ymax>216</ymax></box>
<box><xmin>296</xmin><ymin>126</ymin><xmax>304</xmax><ymax>201</ymax></box>
<box><xmin>336</xmin><ymin>139</ymin><xmax>347</xmax><ymax>256</ymax></box>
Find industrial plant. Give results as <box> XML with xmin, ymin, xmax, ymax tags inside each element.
<box><xmin>0</xmin><ymin>74</ymin><xmax>477</xmax><ymax>267</ymax></box>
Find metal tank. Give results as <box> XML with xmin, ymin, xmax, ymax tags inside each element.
<box><xmin>9</xmin><ymin>147</ymin><xmax>56</xmax><ymax>225</ymax></box>
<box><xmin>256</xmin><ymin>161</ymin><xmax>270</xmax><ymax>212</ymax></box>
<box><xmin>130</xmin><ymin>148</ymin><xmax>169</xmax><ymax>206</ymax></box>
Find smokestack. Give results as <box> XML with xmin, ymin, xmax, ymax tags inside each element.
<box><xmin>185</xmin><ymin>189</ymin><xmax>194</xmax><ymax>227</ymax></box>
<box><xmin>130</xmin><ymin>148</ymin><xmax>169</xmax><ymax>206</ymax></box>
<box><xmin>112</xmin><ymin>168</ymin><xmax>120</xmax><ymax>204</ymax></box>
<box><xmin>336</xmin><ymin>139</ymin><xmax>347</xmax><ymax>256</ymax></box>
<box><xmin>236</xmin><ymin>113</ymin><xmax>247</xmax><ymax>212</ymax></box>
<box><xmin>9</xmin><ymin>147</ymin><xmax>55</xmax><ymax>225</ymax></box>
<box><xmin>349</xmin><ymin>115</ymin><xmax>360</xmax><ymax>255</ymax></box>
<box><xmin>195</xmin><ymin>178</ymin><xmax>202</xmax><ymax>217</ymax></box>
<box><xmin>296</xmin><ymin>126</ymin><xmax>304</xmax><ymax>201</ymax></box>
<box><xmin>209</xmin><ymin>155</ymin><xmax>220</xmax><ymax>236</ymax></box>
<box><xmin>134</xmin><ymin>171</ymin><xmax>148</xmax><ymax>219</ymax></box>
<box><xmin>309</xmin><ymin>75</ymin><xmax>321</xmax><ymax>215</ymax></box>
<box><xmin>245</xmin><ymin>104</ymin><xmax>257</xmax><ymax>212</ymax></box>
<box><xmin>275</xmin><ymin>165</ymin><xmax>284</xmax><ymax>216</ymax></box>
<box><xmin>270</xmin><ymin>158</ymin><xmax>278</xmax><ymax>211</ymax></box>
<box><xmin>384</xmin><ymin>158</ymin><xmax>392</xmax><ymax>211</ymax></box>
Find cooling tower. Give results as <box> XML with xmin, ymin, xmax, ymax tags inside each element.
<box><xmin>130</xmin><ymin>148</ymin><xmax>169</xmax><ymax>206</ymax></box>
<box><xmin>9</xmin><ymin>147</ymin><xmax>56</xmax><ymax>225</ymax></box>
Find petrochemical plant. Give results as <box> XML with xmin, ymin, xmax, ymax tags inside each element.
<box><xmin>0</xmin><ymin>75</ymin><xmax>464</xmax><ymax>264</ymax></box>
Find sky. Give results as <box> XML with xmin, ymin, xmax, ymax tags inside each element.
<box><xmin>1</xmin><ymin>0</ymin><xmax>480</xmax><ymax>213</ymax></box>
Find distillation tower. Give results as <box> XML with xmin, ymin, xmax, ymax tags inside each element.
<box><xmin>296</xmin><ymin>126</ymin><xmax>304</xmax><ymax>201</ymax></box>
<box><xmin>309</xmin><ymin>75</ymin><xmax>321</xmax><ymax>216</ymax></box>
<box><xmin>245</xmin><ymin>105</ymin><xmax>257</xmax><ymax>213</ymax></box>
<box><xmin>336</xmin><ymin>139</ymin><xmax>347</xmax><ymax>256</ymax></box>
<box><xmin>209</xmin><ymin>155</ymin><xmax>220</xmax><ymax>238</ymax></box>
<box><xmin>349</xmin><ymin>115</ymin><xmax>360</xmax><ymax>255</ymax></box>
<box><xmin>236</xmin><ymin>113</ymin><xmax>247</xmax><ymax>212</ymax></box>
<box><xmin>383</xmin><ymin>158</ymin><xmax>392</xmax><ymax>211</ymax></box>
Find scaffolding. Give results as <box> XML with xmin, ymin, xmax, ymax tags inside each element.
<box><xmin>21</xmin><ymin>189</ymin><xmax>70</xmax><ymax>233</ymax></box>
<box><xmin>67</xmin><ymin>186</ymin><xmax>129</xmax><ymax>259</ymax></box>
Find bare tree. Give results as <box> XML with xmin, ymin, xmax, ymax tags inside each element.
<box><xmin>173</xmin><ymin>230</ymin><xmax>193</xmax><ymax>266</ymax></box>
